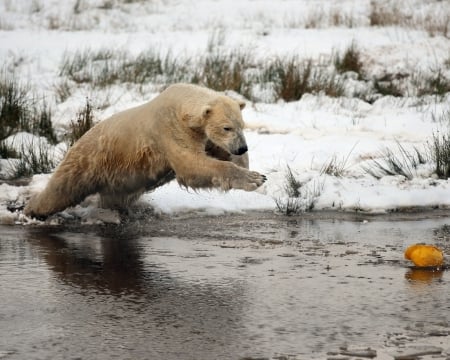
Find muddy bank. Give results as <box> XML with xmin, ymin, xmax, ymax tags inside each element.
<box><xmin>0</xmin><ymin>213</ymin><xmax>449</xmax><ymax>359</ymax></box>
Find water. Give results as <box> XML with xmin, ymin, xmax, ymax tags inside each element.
<box><xmin>1</xmin><ymin>213</ymin><xmax>450</xmax><ymax>360</ymax></box>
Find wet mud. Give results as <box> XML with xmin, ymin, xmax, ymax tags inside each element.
<box><xmin>1</xmin><ymin>212</ymin><xmax>449</xmax><ymax>360</ymax></box>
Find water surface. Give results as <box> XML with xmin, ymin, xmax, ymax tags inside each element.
<box><xmin>1</xmin><ymin>213</ymin><xmax>449</xmax><ymax>359</ymax></box>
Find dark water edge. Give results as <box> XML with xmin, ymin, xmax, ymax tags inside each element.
<box><xmin>1</xmin><ymin>212</ymin><xmax>450</xmax><ymax>360</ymax></box>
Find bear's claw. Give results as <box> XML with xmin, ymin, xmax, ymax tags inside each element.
<box><xmin>231</xmin><ymin>170</ymin><xmax>266</xmax><ymax>191</ymax></box>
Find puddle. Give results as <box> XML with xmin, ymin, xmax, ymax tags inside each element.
<box><xmin>0</xmin><ymin>213</ymin><xmax>449</xmax><ymax>359</ymax></box>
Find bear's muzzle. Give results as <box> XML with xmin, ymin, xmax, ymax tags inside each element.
<box><xmin>235</xmin><ymin>145</ymin><xmax>248</xmax><ymax>155</ymax></box>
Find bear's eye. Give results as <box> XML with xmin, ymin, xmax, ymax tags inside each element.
<box><xmin>223</xmin><ymin>127</ymin><xmax>233</xmax><ymax>132</ymax></box>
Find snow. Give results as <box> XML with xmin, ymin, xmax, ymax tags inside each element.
<box><xmin>0</xmin><ymin>0</ymin><xmax>449</xmax><ymax>224</ymax></box>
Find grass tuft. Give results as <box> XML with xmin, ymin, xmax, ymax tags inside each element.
<box><xmin>369</xmin><ymin>0</ymin><xmax>402</xmax><ymax>27</ymax></box>
<box><xmin>334</xmin><ymin>42</ymin><xmax>363</xmax><ymax>76</ymax></box>
<box><xmin>59</xmin><ymin>48</ymin><xmax>188</xmax><ymax>89</ymax></box>
<box><xmin>363</xmin><ymin>141</ymin><xmax>427</xmax><ymax>180</ymax></box>
<box><xmin>195</xmin><ymin>51</ymin><xmax>253</xmax><ymax>98</ymax></box>
<box><xmin>66</xmin><ymin>98</ymin><xmax>95</xmax><ymax>146</ymax></box>
<box><xmin>264</xmin><ymin>57</ymin><xmax>312</xmax><ymax>102</ymax></box>
<box><xmin>275</xmin><ymin>166</ymin><xmax>302</xmax><ymax>215</ymax></box>
<box><xmin>369</xmin><ymin>0</ymin><xmax>449</xmax><ymax>38</ymax></box>
<box><xmin>0</xmin><ymin>73</ymin><xmax>29</xmax><ymax>140</ymax></box>
<box><xmin>0</xmin><ymin>71</ymin><xmax>57</xmax><ymax>144</ymax></box>
<box><xmin>54</xmin><ymin>79</ymin><xmax>73</xmax><ymax>103</ymax></box>
<box><xmin>275</xmin><ymin>196</ymin><xmax>303</xmax><ymax>216</ymax></box>
<box><xmin>0</xmin><ymin>141</ymin><xmax>17</xmax><ymax>159</ymax></box>
<box><xmin>263</xmin><ymin>57</ymin><xmax>344</xmax><ymax>102</ymax></box>
<box><xmin>275</xmin><ymin>166</ymin><xmax>323</xmax><ymax>215</ymax></box>
<box><xmin>429</xmin><ymin>129</ymin><xmax>450</xmax><ymax>179</ymax></box>
<box><xmin>7</xmin><ymin>138</ymin><xmax>56</xmax><ymax>178</ymax></box>
<box><xmin>284</xmin><ymin>165</ymin><xmax>302</xmax><ymax>198</ymax></box>
<box><xmin>320</xmin><ymin>143</ymin><xmax>357</xmax><ymax>177</ymax></box>
<box><xmin>415</xmin><ymin>69</ymin><xmax>450</xmax><ymax>97</ymax></box>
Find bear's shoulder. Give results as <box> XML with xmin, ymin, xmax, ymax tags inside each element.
<box><xmin>161</xmin><ymin>83</ymin><xmax>218</xmax><ymax>101</ymax></box>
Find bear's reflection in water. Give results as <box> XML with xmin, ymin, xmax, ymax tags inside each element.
<box><xmin>24</xmin><ymin>226</ymin><xmax>248</xmax><ymax>359</ymax></box>
<box><xmin>27</xmin><ymin>227</ymin><xmax>147</xmax><ymax>294</ymax></box>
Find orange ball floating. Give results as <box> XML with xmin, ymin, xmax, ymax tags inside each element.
<box><xmin>404</xmin><ymin>244</ymin><xmax>444</xmax><ymax>268</ymax></box>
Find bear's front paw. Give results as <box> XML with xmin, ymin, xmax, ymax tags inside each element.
<box><xmin>232</xmin><ymin>170</ymin><xmax>267</xmax><ymax>191</ymax></box>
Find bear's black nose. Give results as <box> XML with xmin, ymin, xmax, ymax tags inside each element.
<box><xmin>236</xmin><ymin>145</ymin><xmax>248</xmax><ymax>155</ymax></box>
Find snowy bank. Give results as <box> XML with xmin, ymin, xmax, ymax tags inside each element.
<box><xmin>0</xmin><ymin>0</ymin><xmax>449</xmax><ymax>224</ymax></box>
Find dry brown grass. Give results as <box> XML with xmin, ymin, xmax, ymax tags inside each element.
<box><xmin>369</xmin><ymin>0</ymin><xmax>449</xmax><ymax>38</ymax></box>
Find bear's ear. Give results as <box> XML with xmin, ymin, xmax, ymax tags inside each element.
<box><xmin>202</xmin><ymin>105</ymin><xmax>212</xmax><ymax>119</ymax></box>
<box><xmin>237</xmin><ymin>100</ymin><xmax>246</xmax><ymax>110</ymax></box>
<box><xmin>183</xmin><ymin>105</ymin><xmax>211</xmax><ymax>129</ymax></box>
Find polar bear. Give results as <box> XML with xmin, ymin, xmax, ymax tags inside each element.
<box><xmin>24</xmin><ymin>83</ymin><xmax>266</xmax><ymax>218</ymax></box>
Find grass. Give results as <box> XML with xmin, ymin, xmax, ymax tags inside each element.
<box><xmin>6</xmin><ymin>138</ymin><xmax>57</xmax><ymax>178</ymax></box>
<box><xmin>59</xmin><ymin>48</ymin><xmax>121</xmax><ymax>85</ymax></box>
<box><xmin>275</xmin><ymin>166</ymin><xmax>302</xmax><ymax>215</ymax></box>
<box><xmin>334</xmin><ymin>42</ymin><xmax>363</xmax><ymax>76</ymax></box>
<box><xmin>415</xmin><ymin>69</ymin><xmax>450</xmax><ymax>97</ymax></box>
<box><xmin>372</xmin><ymin>78</ymin><xmax>404</xmax><ymax>98</ymax></box>
<box><xmin>329</xmin><ymin>7</ymin><xmax>356</xmax><ymax>28</ymax></box>
<box><xmin>54</xmin><ymin>79</ymin><xmax>73</xmax><ymax>103</ymax></box>
<box><xmin>363</xmin><ymin>141</ymin><xmax>427</xmax><ymax>180</ymax></box>
<box><xmin>58</xmin><ymin>47</ymin><xmax>349</xmax><ymax>103</ymax></box>
<box><xmin>284</xmin><ymin>1</ymin><xmax>448</xmax><ymax>35</ymax></box>
<box><xmin>429</xmin><ymin>129</ymin><xmax>450</xmax><ymax>179</ymax></box>
<box><xmin>0</xmin><ymin>73</ymin><xmax>29</xmax><ymax>140</ymax></box>
<box><xmin>321</xmin><ymin>152</ymin><xmax>353</xmax><ymax>177</ymax></box>
<box><xmin>275</xmin><ymin>196</ymin><xmax>303</xmax><ymax>216</ymax></box>
<box><xmin>0</xmin><ymin>71</ymin><xmax>57</xmax><ymax>144</ymax></box>
<box><xmin>262</xmin><ymin>57</ymin><xmax>344</xmax><ymax>101</ymax></box>
<box><xmin>0</xmin><ymin>141</ymin><xmax>17</xmax><ymax>159</ymax></box>
<box><xmin>275</xmin><ymin>166</ymin><xmax>324</xmax><ymax>215</ymax></box>
<box><xmin>362</xmin><ymin>116</ymin><xmax>450</xmax><ymax>181</ymax></box>
<box><xmin>263</xmin><ymin>57</ymin><xmax>312</xmax><ymax>102</ymax></box>
<box><xmin>369</xmin><ymin>0</ymin><xmax>449</xmax><ymax>38</ymax></box>
<box><xmin>284</xmin><ymin>165</ymin><xmax>302</xmax><ymax>198</ymax></box>
<box><xmin>1</xmin><ymin>95</ymin><xmax>96</xmax><ymax>179</ymax></box>
<box><xmin>57</xmin><ymin>42</ymin><xmax>448</xmax><ymax>104</ymax></box>
<box><xmin>66</xmin><ymin>98</ymin><xmax>95</xmax><ymax>146</ymax></box>
<box><xmin>33</xmin><ymin>99</ymin><xmax>57</xmax><ymax>144</ymax></box>
<box><xmin>194</xmin><ymin>51</ymin><xmax>253</xmax><ymax>98</ymax></box>
<box><xmin>369</xmin><ymin>0</ymin><xmax>402</xmax><ymax>27</ymax></box>
<box><xmin>59</xmin><ymin>48</ymin><xmax>188</xmax><ymax>89</ymax></box>
<box><xmin>0</xmin><ymin>71</ymin><xmax>59</xmax><ymax>178</ymax></box>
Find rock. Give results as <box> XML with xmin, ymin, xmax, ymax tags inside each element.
<box><xmin>390</xmin><ymin>345</ymin><xmax>443</xmax><ymax>359</ymax></box>
<box><xmin>340</xmin><ymin>346</ymin><xmax>377</xmax><ymax>358</ymax></box>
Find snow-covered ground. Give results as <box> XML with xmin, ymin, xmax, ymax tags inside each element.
<box><xmin>0</xmin><ymin>0</ymin><xmax>449</xmax><ymax>224</ymax></box>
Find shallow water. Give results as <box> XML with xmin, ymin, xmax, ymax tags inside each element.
<box><xmin>1</xmin><ymin>213</ymin><xmax>450</xmax><ymax>360</ymax></box>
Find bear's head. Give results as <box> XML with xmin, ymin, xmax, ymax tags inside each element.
<box><xmin>185</xmin><ymin>96</ymin><xmax>248</xmax><ymax>156</ymax></box>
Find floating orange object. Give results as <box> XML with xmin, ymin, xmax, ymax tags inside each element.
<box><xmin>404</xmin><ymin>244</ymin><xmax>444</xmax><ymax>267</ymax></box>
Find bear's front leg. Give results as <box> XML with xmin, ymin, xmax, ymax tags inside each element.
<box><xmin>169</xmin><ymin>151</ymin><xmax>266</xmax><ymax>191</ymax></box>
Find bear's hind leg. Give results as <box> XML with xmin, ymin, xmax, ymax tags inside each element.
<box><xmin>99</xmin><ymin>191</ymin><xmax>143</xmax><ymax>210</ymax></box>
<box><xmin>24</xmin><ymin>162</ymin><xmax>101</xmax><ymax>219</ymax></box>
<box><xmin>24</xmin><ymin>180</ymin><xmax>96</xmax><ymax>219</ymax></box>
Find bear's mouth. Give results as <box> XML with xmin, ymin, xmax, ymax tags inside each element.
<box><xmin>205</xmin><ymin>140</ymin><xmax>248</xmax><ymax>160</ymax></box>
<box><xmin>205</xmin><ymin>140</ymin><xmax>232</xmax><ymax>161</ymax></box>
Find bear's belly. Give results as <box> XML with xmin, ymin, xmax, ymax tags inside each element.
<box><xmin>102</xmin><ymin>168</ymin><xmax>175</xmax><ymax>195</ymax></box>
<box><xmin>144</xmin><ymin>169</ymin><xmax>176</xmax><ymax>191</ymax></box>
